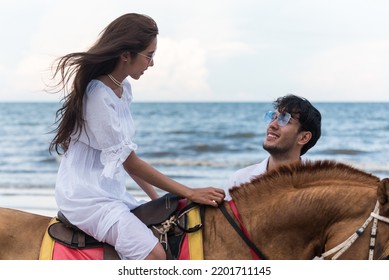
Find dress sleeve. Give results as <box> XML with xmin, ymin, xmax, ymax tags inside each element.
<box><xmin>84</xmin><ymin>83</ymin><xmax>137</xmax><ymax>179</ymax></box>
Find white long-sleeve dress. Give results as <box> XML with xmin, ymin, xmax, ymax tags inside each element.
<box><xmin>55</xmin><ymin>79</ymin><xmax>158</xmax><ymax>259</ymax></box>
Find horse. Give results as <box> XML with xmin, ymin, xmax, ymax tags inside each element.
<box><xmin>0</xmin><ymin>160</ymin><xmax>388</xmax><ymax>260</ymax></box>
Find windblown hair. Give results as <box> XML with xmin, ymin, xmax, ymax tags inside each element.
<box><xmin>49</xmin><ymin>13</ymin><xmax>158</xmax><ymax>154</ymax></box>
<box><xmin>274</xmin><ymin>94</ymin><xmax>321</xmax><ymax>155</ymax></box>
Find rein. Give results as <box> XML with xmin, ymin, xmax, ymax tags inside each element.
<box><xmin>315</xmin><ymin>200</ymin><xmax>389</xmax><ymax>260</ymax></box>
<box><xmin>219</xmin><ymin>201</ymin><xmax>267</xmax><ymax>260</ymax></box>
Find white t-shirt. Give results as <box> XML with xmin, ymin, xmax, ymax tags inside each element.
<box><xmin>223</xmin><ymin>157</ymin><xmax>269</xmax><ymax>201</ymax></box>
<box><xmin>55</xmin><ymin>79</ymin><xmax>143</xmax><ymax>241</ymax></box>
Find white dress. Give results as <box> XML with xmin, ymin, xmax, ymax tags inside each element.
<box><xmin>55</xmin><ymin>79</ymin><xmax>158</xmax><ymax>259</ymax></box>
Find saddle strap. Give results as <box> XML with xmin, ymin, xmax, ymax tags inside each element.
<box><xmin>219</xmin><ymin>202</ymin><xmax>267</xmax><ymax>260</ymax></box>
<box><xmin>175</xmin><ymin>202</ymin><xmax>204</xmax><ymax>233</ymax></box>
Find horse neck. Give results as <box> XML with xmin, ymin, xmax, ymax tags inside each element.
<box><xmin>203</xmin><ymin>205</ymin><xmax>258</xmax><ymax>259</ymax></box>
<box><xmin>232</xmin><ymin>184</ymin><xmax>379</xmax><ymax>259</ymax></box>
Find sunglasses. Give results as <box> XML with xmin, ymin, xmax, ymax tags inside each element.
<box><xmin>264</xmin><ymin>111</ymin><xmax>293</xmax><ymax>127</ymax></box>
<box><xmin>137</xmin><ymin>52</ymin><xmax>155</xmax><ymax>66</ymax></box>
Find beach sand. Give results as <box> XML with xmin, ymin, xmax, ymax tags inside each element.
<box><xmin>1</xmin><ymin>188</ymin><xmax>58</xmax><ymax>217</ymax></box>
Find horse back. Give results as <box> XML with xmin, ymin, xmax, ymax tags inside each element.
<box><xmin>0</xmin><ymin>208</ymin><xmax>51</xmax><ymax>260</ymax></box>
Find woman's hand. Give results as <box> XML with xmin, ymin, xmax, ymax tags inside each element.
<box><xmin>187</xmin><ymin>187</ymin><xmax>225</xmax><ymax>207</ymax></box>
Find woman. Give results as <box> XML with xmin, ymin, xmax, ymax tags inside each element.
<box><xmin>49</xmin><ymin>13</ymin><xmax>225</xmax><ymax>260</ymax></box>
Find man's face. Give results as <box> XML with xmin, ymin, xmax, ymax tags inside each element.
<box><xmin>262</xmin><ymin>110</ymin><xmax>302</xmax><ymax>156</ymax></box>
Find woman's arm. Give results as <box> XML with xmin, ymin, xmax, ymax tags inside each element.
<box><xmin>123</xmin><ymin>152</ymin><xmax>225</xmax><ymax>206</ymax></box>
<box><xmin>130</xmin><ymin>174</ymin><xmax>159</xmax><ymax>200</ymax></box>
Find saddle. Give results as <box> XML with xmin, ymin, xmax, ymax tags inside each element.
<box><xmin>48</xmin><ymin>193</ymin><xmax>203</xmax><ymax>259</ymax></box>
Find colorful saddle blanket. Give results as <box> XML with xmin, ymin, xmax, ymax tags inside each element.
<box><xmin>39</xmin><ymin>218</ymin><xmax>117</xmax><ymax>260</ymax></box>
<box><xmin>39</xmin><ymin>194</ymin><xmax>204</xmax><ymax>260</ymax></box>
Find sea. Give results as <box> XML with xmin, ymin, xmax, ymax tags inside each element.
<box><xmin>1</xmin><ymin>102</ymin><xmax>389</xmax><ymax>216</ymax></box>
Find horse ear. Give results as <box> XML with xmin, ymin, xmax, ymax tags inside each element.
<box><xmin>378</xmin><ymin>178</ymin><xmax>389</xmax><ymax>215</ymax></box>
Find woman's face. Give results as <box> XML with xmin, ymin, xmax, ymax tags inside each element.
<box><xmin>127</xmin><ymin>37</ymin><xmax>157</xmax><ymax>80</ymax></box>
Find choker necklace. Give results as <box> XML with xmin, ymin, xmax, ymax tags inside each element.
<box><xmin>107</xmin><ymin>74</ymin><xmax>123</xmax><ymax>87</ymax></box>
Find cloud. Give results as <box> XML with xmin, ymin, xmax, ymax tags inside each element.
<box><xmin>208</xmin><ymin>41</ymin><xmax>256</xmax><ymax>58</ymax></box>
<box><xmin>133</xmin><ymin>36</ymin><xmax>257</xmax><ymax>102</ymax></box>
<box><xmin>2</xmin><ymin>0</ymin><xmax>389</xmax><ymax>102</ymax></box>
<box><xmin>0</xmin><ymin>1</ymin><xmax>125</xmax><ymax>101</ymax></box>
<box><xmin>134</xmin><ymin>37</ymin><xmax>212</xmax><ymax>101</ymax></box>
<box><xmin>294</xmin><ymin>40</ymin><xmax>389</xmax><ymax>101</ymax></box>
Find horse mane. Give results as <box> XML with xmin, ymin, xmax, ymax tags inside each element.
<box><xmin>230</xmin><ymin>160</ymin><xmax>381</xmax><ymax>201</ymax></box>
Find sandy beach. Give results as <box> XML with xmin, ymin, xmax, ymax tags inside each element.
<box><xmin>1</xmin><ymin>187</ymin><xmax>57</xmax><ymax>216</ymax></box>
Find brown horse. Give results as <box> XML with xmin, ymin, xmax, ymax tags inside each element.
<box><xmin>1</xmin><ymin>160</ymin><xmax>389</xmax><ymax>260</ymax></box>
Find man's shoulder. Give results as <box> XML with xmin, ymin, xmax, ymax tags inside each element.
<box><xmin>229</xmin><ymin>158</ymin><xmax>269</xmax><ymax>185</ymax></box>
<box><xmin>234</xmin><ymin>162</ymin><xmax>263</xmax><ymax>176</ymax></box>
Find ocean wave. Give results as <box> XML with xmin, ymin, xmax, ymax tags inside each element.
<box><xmin>347</xmin><ymin>162</ymin><xmax>389</xmax><ymax>173</ymax></box>
<box><xmin>223</xmin><ymin>132</ymin><xmax>258</xmax><ymax>140</ymax></box>
<box><xmin>1</xmin><ymin>191</ymin><xmax>54</xmax><ymax>197</ymax></box>
<box><xmin>3</xmin><ymin>102</ymin><xmax>389</xmax><ymax>195</ymax></box>
<box><xmin>0</xmin><ymin>187</ymin><xmax>55</xmax><ymax>201</ymax></box>
<box><xmin>224</xmin><ymin>132</ymin><xmax>257</xmax><ymax>139</ymax></box>
<box><xmin>147</xmin><ymin>158</ymin><xmax>255</xmax><ymax>167</ymax></box>
<box><xmin>320</xmin><ymin>149</ymin><xmax>368</xmax><ymax>155</ymax></box>
<box><xmin>184</xmin><ymin>143</ymin><xmax>227</xmax><ymax>152</ymax></box>
<box><xmin>169</xmin><ymin>130</ymin><xmax>197</xmax><ymax>135</ymax></box>
<box><xmin>45</xmin><ymin>154</ymin><xmax>62</xmax><ymax>164</ymax></box>
<box><xmin>315</xmin><ymin>160</ymin><xmax>389</xmax><ymax>179</ymax></box>
<box><xmin>141</xmin><ymin>151</ymin><xmax>178</xmax><ymax>158</ymax></box>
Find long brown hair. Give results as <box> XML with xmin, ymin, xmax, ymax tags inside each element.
<box><xmin>49</xmin><ymin>13</ymin><xmax>158</xmax><ymax>154</ymax></box>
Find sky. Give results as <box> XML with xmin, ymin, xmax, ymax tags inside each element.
<box><xmin>1</xmin><ymin>0</ymin><xmax>389</xmax><ymax>103</ymax></box>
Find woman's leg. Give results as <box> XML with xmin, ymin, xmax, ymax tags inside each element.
<box><xmin>103</xmin><ymin>210</ymin><xmax>164</xmax><ymax>260</ymax></box>
<box><xmin>144</xmin><ymin>242</ymin><xmax>166</xmax><ymax>260</ymax></box>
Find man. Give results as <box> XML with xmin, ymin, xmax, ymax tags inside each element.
<box><xmin>224</xmin><ymin>94</ymin><xmax>321</xmax><ymax>200</ymax></box>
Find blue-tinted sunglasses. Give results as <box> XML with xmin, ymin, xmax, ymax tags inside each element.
<box><xmin>264</xmin><ymin>111</ymin><xmax>293</xmax><ymax>126</ymax></box>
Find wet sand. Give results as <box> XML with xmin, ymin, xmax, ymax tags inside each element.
<box><xmin>1</xmin><ymin>188</ymin><xmax>57</xmax><ymax>216</ymax></box>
